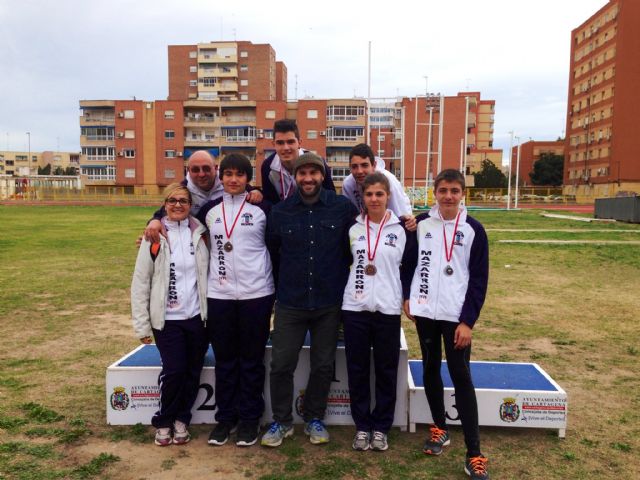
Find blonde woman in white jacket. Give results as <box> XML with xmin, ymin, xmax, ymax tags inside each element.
<box><xmin>131</xmin><ymin>183</ymin><xmax>210</xmax><ymax>447</ymax></box>
<box><xmin>342</xmin><ymin>172</ymin><xmax>416</xmax><ymax>452</ymax></box>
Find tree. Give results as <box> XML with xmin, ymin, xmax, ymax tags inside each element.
<box><xmin>37</xmin><ymin>164</ymin><xmax>51</xmax><ymax>175</ymax></box>
<box><xmin>473</xmin><ymin>159</ymin><xmax>507</xmax><ymax>188</ymax></box>
<box><xmin>529</xmin><ymin>154</ymin><xmax>564</xmax><ymax>186</ymax></box>
<box><xmin>53</xmin><ymin>166</ymin><xmax>65</xmax><ymax>175</ymax></box>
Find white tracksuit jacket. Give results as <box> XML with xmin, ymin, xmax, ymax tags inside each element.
<box><xmin>342</xmin><ymin>211</ymin><xmax>414</xmax><ymax>315</ymax></box>
<box><xmin>200</xmin><ymin>192</ymin><xmax>274</xmax><ymax>300</ymax></box>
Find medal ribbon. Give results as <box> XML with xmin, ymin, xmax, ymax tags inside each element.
<box><xmin>279</xmin><ymin>169</ymin><xmax>295</xmax><ymax>200</ymax></box>
<box><xmin>439</xmin><ymin>210</ymin><xmax>461</xmax><ymax>264</ymax></box>
<box><xmin>366</xmin><ymin>212</ymin><xmax>389</xmax><ymax>263</ymax></box>
<box><xmin>222</xmin><ymin>196</ymin><xmax>247</xmax><ymax>241</ymax></box>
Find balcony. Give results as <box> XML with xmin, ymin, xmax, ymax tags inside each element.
<box><xmin>198</xmin><ymin>67</ymin><xmax>238</xmax><ymax>78</ymax></box>
<box><xmin>198</xmin><ymin>52</ymin><xmax>237</xmax><ymax>63</ymax></box>
<box><xmin>80</xmin><ymin>115</ymin><xmax>115</xmax><ymax>126</ymax></box>
<box><xmin>199</xmin><ymin>81</ymin><xmax>238</xmax><ymax>93</ymax></box>
<box><xmin>184</xmin><ymin>113</ymin><xmax>220</xmax><ymax>127</ymax></box>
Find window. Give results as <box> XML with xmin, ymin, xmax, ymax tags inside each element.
<box><xmin>240</xmin><ymin>51</ymin><xmax>248</xmax><ymax>58</ymax></box>
<box><xmin>165</xmin><ymin>130</ymin><xmax>175</xmax><ymax>139</ymax></box>
<box><xmin>123</xmin><ymin>149</ymin><xmax>135</xmax><ymax>158</ymax></box>
<box><xmin>326</xmin><ymin>105</ymin><xmax>365</xmax><ymax>120</ymax></box>
<box><xmin>307</xmin><ymin>110</ymin><xmax>318</xmax><ymax>119</ymax></box>
<box><xmin>124</xmin><ymin>130</ymin><xmax>135</xmax><ymax>139</ymax></box>
<box><xmin>264</xmin><ymin>130</ymin><xmax>274</xmax><ymax>139</ymax></box>
<box><xmin>123</xmin><ymin>110</ymin><xmax>134</xmax><ymax>119</ymax></box>
<box><xmin>189</xmin><ymin>66</ymin><xmax>197</xmax><ymax>73</ymax></box>
<box><xmin>240</xmin><ymin>79</ymin><xmax>248</xmax><ymax>86</ymax></box>
<box><xmin>189</xmin><ymin>51</ymin><xmax>197</xmax><ymax>58</ymax></box>
<box><xmin>164</xmin><ymin>110</ymin><xmax>175</xmax><ymax>119</ymax></box>
<box><xmin>265</xmin><ymin>110</ymin><xmax>276</xmax><ymax>119</ymax></box>
<box><xmin>165</xmin><ymin>150</ymin><xmax>176</xmax><ymax>158</ymax></box>
<box><xmin>307</xmin><ymin>130</ymin><xmax>318</xmax><ymax>139</ymax></box>
<box><xmin>240</xmin><ymin>64</ymin><xmax>248</xmax><ymax>72</ymax></box>
<box><xmin>327</xmin><ymin>126</ymin><xmax>364</xmax><ymax>141</ymax></box>
<box><xmin>240</xmin><ymin>94</ymin><xmax>249</xmax><ymax>101</ymax></box>
<box><xmin>124</xmin><ymin>168</ymin><xmax>135</xmax><ymax>178</ymax></box>
<box><xmin>165</xmin><ymin>169</ymin><xmax>176</xmax><ymax>178</ymax></box>
<box><xmin>189</xmin><ymin>80</ymin><xmax>197</xmax><ymax>87</ymax></box>
<box><xmin>202</xmin><ymin>77</ymin><xmax>216</xmax><ymax>87</ymax></box>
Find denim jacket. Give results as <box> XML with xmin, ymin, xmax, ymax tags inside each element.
<box><xmin>267</xmin><ymin>189</ymin><xmax>358</xmax><ymax>310</ymax></box>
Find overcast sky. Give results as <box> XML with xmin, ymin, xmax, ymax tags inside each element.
<box><xmin>1</xmin><ymin>0</ymin><xmax>608</xmax><ymax>163</ymax></box>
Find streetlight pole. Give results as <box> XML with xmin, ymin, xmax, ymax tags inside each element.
<box><xmin>515</xmin><ymin>137</ymin><xmax>522</xmax><ymax>209</ymax></box>
<box><xmin>27</xmin><ymin>132</ymin><xmax>31</xmax><ymax>175</ymax></box>
<box><xmin>506</xmin><ymin>131</ymin><xmax>514</xmax><ymax>209</ymax></box>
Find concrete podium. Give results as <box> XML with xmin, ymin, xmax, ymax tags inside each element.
<box><xmin>106</xmin><ymin>330</ymin><xmax>409</xmax><ymax>429</ymax></box>
<box><xmin>407</xmin><ymin>360</ymin><xmax>567</xmax><ymax>437</ymax></box>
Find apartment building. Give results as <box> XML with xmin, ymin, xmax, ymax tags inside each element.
<box><xmin>565</xmin><ymin>0</ymin><xmax>640</xmax><ymax>196</ymax></box>
<box><xmin>168</xmin><ymin>41</ymin><xmax>287</xmax><ymax>102</ymax></box>
<box><xmin>79</xmin><ymin>40</ymin><xmax>499</xmax><ymax>193</ymax></box>
<box><xmin>0</xmin><ymin>150</ymin><xmax>79</xmax><ymax>176</ymax></box>
<box><xmin>398</xmin><ymin>92</ymin><xmax>502</xmax><ymax>188</ymax></box>
<box><xmin>511</xmin><ymin>140</ymin><xmax>565</xmax><ymax>186</ymax></box>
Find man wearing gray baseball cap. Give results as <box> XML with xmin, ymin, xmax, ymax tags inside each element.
<box><xmin>262</xmin><ymin>152</ymin><xmax>358</xmax><ymax>447</ymax></box>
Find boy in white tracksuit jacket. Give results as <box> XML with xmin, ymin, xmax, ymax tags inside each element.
<box><xmin>196</xmin><ymin>153</ymin><xmax>275</xmax><ymax>447</ymax></box>
<box><xmin>403</xmin><ymin>169</ymin><xmax>490</xmax><ymax>480</ymax></box>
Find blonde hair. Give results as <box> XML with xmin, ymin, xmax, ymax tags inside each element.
<box><xmin>163</xmin><ymin>183</ymin><xmax>192</xmax><ymax>203</ymax></box>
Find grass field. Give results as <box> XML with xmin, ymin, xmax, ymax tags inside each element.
<box><xmin>0</xmin><ymin>205</ymin><xmax>639</xmax><ymax>479</ymax></box>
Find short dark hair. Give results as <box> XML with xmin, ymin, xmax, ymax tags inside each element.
<box><xmin>434</xmin><ymin>169</ymin><xmax>465</xmax><ymax>190</ymax></box>
<box><xmin>273</xmin><ymin>119</ymin><xmax>299</xmax><ymax>139</ymax></box>
<box><xmin>349</xmin><ymin>143</ymin><xmax>375</xmax><ymax>164</ymax></box>
<box><xmin>219</xmin><ymin>153</ymin><xmax>253</xmax><ymax>182</ymax></box>
<box><xmin>362</xmin><ymin>172</ymin><xmax>390</xmax><ymax>194</ymax></box>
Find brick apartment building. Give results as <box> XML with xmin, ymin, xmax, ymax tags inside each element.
<box><xmin>510</xmin><ymin>140</ymin><xmax>565</xmax><ymax>186</ymax></box>
<box><xmin>79</xmin><ymin>41</ymin><xmax>500</xmax><ymax>193</ymax></box>
<box><xmin>564</xmin><ymin>0</ymin><xmax>640</xmax><ymax>197</ymax></box>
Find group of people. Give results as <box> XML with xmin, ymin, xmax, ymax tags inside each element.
<box><xmin>130</xmin><ymin>119</ymin><xmax>490</xmax><ymax>479</ymax></box>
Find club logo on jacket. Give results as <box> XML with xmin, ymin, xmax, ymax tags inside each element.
<box><xmin>241</xmin><ymin>213</ymin><xmax>254</xmax><ymax>226</ymax></box>
<box><xmin>385</xmin><ymin>233</ymin><xmax>398</xmax><ymax>247</ymax></box>
<box><xmin>214</xmin><ymin>217</ymin><xmax>222</xmax><ymax>224</ymax></box>
<box><xmin>357</xmin><ymin>235</ymin><xmax>366</xmax><ymax>242</ymax></box>
<box><xmin>425</xmin><ymin>232</ymin><xmax>432</xmax><ymax>239</ymax></box>
<box><xmin>454</xmin><ymin>231</ymin><xmax>464</xmax><ymax>246</ymax></box>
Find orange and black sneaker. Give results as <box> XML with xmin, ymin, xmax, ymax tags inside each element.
<box><xmin>422</xmin><ymin>424</ymin><xmax>450</xmax><ymax>455</ymax></box>
<box><xmin>464</xmin><ymin>455</ymin><xmax>490</xmax><ymax>479</ymax></box>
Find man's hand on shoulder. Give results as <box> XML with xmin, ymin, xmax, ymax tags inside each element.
<box><xmin>143</xmin><ymin>219</ymin><xmax>166</xmax><ymax>244</ymax></box>
<box><xmin>247</xmin><ymin>189</ymin><xmax>263</xmax><ymax>204</ymax></box>
<box><xmin>402</xmin><ymin>215</ymin><xmax>417</xmax><ymax>232</ymax></box>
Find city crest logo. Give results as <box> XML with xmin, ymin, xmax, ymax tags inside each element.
<box><xmin>110</xmin><ymin>386</ymin><xmax>130</xmax><ymax>411</ymax></box>
<box><xmin>499</xmin><ymin>397</ymin><xmax>520</xmax><ymax>422</ymax></box>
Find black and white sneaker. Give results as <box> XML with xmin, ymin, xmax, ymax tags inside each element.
<box><xmin>208</xmin><ymin>422</ymin><xmax>237</xmax><ymax>446</ymax></box>
<box><xmin>236</xmin><ymin>421</ymin><xmax>259</xmax><ymax>447</ymax></box>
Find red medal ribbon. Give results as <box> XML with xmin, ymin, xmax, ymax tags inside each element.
<box><xmin>366</xmin><ymin>212</ymin><xmax>389</xmax><ymax>263</ymax></box>
<box><xmin>222</xmin><ymin>196</ymin><xmax>247</xmax><ymax>241</ymax></box>
<box><xmin>279</xmin><ymin>169</ymin><xmax>295</xmax><ymax>200</ymax></box>
<box><xmin>439</xmin><ymin>210</ymin><xmax>461</xmax><ymax>264</ymax></box>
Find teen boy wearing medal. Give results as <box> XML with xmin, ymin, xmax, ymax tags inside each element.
<box><xmin>195</xmin><ymin>154</ymin><xmax>275</xmax><ymax>447</ymax></box>
<box><xmin>403</xmin><ymin>169</ymin><xmax>491</xmax><ymax>480</ymax></box>
<box><xmin>341</xmin><ymin>172</ymin><xmax>416</xmax><ymax>452</ymax></box>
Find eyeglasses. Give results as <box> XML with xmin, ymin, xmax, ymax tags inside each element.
<box><xmin>190</xmin><ymin>165</ymin><xmax>212</xmax><ymax>173</ymax></box>
<box><xmin>166</xmin><ymin>198</ymin><xmax>190</xmax><ymax>206</ymax></box>
<box><xmin>274</xmin><ymin>139</ymin><xmax>298</xmax><ymax>146</ymax></box>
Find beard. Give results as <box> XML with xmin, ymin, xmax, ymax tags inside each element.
<box><xmin>298</xmin><ymin>181</ymin><xmax>321</xmax><ymax>199</ymax></box>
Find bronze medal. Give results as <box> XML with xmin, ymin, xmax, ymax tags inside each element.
<box><xmin>364</xmin><ymin>264</ymin><xmax>377</xmax><ymax>276</ymax></box>
<box><xmin>444</xmin><ymin>265</ymin><xmax>454</xmax><ymax>276</ymax></box>
<box><xmin>224</xmin><ymin>241</ymin><xmax>233</xmax><ymax>252</ymax></box>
